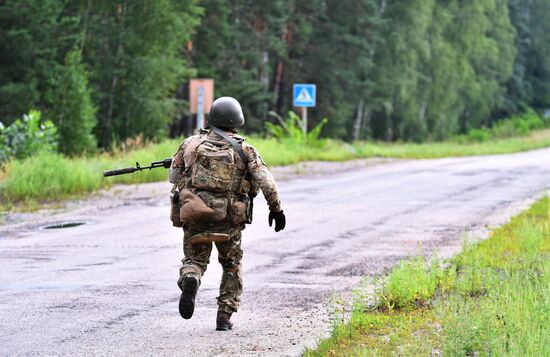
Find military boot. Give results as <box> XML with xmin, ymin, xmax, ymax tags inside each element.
<box><xmin>216</xmin><ymin>311</ymin><xmax>233</xmax><ymax>331</ymax></box>
<box><xmin>179</xmin><ymin>276</ymin><xmax>199</xmax><ymax>319</ymax></box>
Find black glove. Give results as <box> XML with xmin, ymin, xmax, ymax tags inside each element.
<box><xmin>268</xmin><ymin>210</ymin><xmax>286</xmax><ymax>232</ymax></box>
<box><xmin>162</xmin><ymin>158</ymin><xmax>173</xmax><ymax>168</ymax></box>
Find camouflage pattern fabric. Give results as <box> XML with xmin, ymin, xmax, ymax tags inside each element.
<box><xmin>178</xmin><ymin>227</ymin><xmax>243</xmax><ymax>313</ymax></box>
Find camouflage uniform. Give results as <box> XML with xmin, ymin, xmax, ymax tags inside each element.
<box><xmin>170</xmin><ymin>128</ymin><xmax>281</xmax><ymax>314</ymax></box>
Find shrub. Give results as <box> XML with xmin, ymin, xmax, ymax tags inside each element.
<box><xmin>266</xmin><ymin>111</ymin><xmax>328</xmax><ymax>147</ymax></box>
<box><xmin>0</xmin><ymin>139</ymin><xmax>178</xmax><ymax>203</ymax></box>
<box><xmin>492</xmin><ymin>109</ymin><xmax>545</xmax><ymax>138</ymax></box>
<box><xmin>0</xmin><ymin>110</ymin><xmax>58</xmax><ymax>167</ymax></box>
<box><xmin>459</xmin><ymin>109</ymin><xmax>546</xmax><ymax>143</ymax></box>
<box><xmin>376</xmin><ymin>256</ymin><xmax>446</xmax><ymax>311</ymax></box>
<box><xmin>0</xmin><ymin>151</ymin><xmax>100</xmax><ymax>201</ymax></box>
<box><xmin>464</xmin><ymin>128</ymin><xmax>491</xmax><ymax>143</ymax></box>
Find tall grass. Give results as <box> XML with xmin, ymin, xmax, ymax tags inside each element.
<box><xmin>306</xmin><ymin>197</ymin><xmax>550</xmax><ymax>356</ymax></box>
<box><xmin>0</xmin><ymin>140</ymin><xmax>179</xmax><ymax>203</ymax></box>
<box><xmin>438</xmin><ymin>201</ymin><xmax>550</xmax><ymax>356</ymax></box>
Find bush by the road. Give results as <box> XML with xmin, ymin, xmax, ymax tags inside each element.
<box><xmin>459</xmin><ymin>109</ymin><xmax>548</xmax><ymax>143</ymax></box>
<box><xmin>0</xmin><ymin>110</ymin><xmax>58</xmax><ymax>166</ymax></box>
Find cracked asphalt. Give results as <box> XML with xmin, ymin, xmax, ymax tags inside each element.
<box><xmin>1</xmin><ymin>148</ymin><xmax>549</xmax><ymax>356</ymax></box>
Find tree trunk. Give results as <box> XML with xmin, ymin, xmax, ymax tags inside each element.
<box><xmin>273</xmin><ymin>25</ymin><xmax>292</xmax><ymax>114</ymax></box>
<box><xmin>353</xmin><ymin>99</ymin><xmax>364</xmax><ymax>141</ymax></box>
<box><xmin>107</xmin><ymin>1</ymin><xmax>125</xmax><ymax>140</ymax></box>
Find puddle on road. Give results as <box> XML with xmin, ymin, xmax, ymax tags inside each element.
<box><xmin>42</xmin><ymin>221</ymin><xmax>86</xmax><ymax>230</ymax></box>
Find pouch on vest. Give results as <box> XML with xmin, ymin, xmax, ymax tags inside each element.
<box><xmin>170</xmin><ymin>192</ymin><xmax>182</xmax><ymax>227</ymax></box>
<box><xmin>195</xmin><ymin>190</ymin><xmax>228</xmax><ymax>221</ymax></box>
<box><xmin>231</xmin><ymin>200</ymin><xmax>248</xmax><ymax>226</ymax></box>
<box><xmin>179</xmin><ymin>189</ymin><xmax>227</xmax><ymax>224</ymax></box>
<box><xmin>191</xmin><ymin>140</ymin><xmax>236</xmax><ymax>192</ymax></box>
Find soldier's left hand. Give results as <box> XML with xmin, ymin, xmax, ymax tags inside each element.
<box><xmin>268</xmin><ymin>210</ymin><xmax>286</xmax><ymax>232</ymax></box>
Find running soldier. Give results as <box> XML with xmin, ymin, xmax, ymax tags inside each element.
<box><xmin>169</xmin><ymin>96</ymin><xmax>286</xmax><ymax>330</ymax></box>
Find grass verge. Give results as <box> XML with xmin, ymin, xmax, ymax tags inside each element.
<box><xmin>0</xmin><ymin>140</ymin><xmax>178</xmax><ymax>208</ymax></box>
<box><xmin>305</xmin><ymin>197</ymin><xmax>550</xmax><ymax>356</ymax></box>
<box><xmin>2</xmin><ymin>129</ymin><xmax>550</xmax><ymax>207</ymax></box>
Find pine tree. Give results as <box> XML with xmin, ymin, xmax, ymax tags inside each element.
<box><xmin>48</xmin><ymin>49</ymin><xmax>97</xmax><ymax>155</ymax></box>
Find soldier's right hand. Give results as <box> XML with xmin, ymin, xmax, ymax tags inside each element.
<box><xmin>268</xmin><ymin>210</ymin><xmax>286</xmax><ymax>232</ymax></box>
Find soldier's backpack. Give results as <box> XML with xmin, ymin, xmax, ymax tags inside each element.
<box><xmin>190</xmin><ymin>126</ymin><xmax>249</xmax><ymax>193</ymax></box>
<box><xmin>191</xmin><ymin>138</ymin><xmax>237</xmax><ymax>192</ymax></box>
<box><xmin>174</xmin><ymin>126</ymin><xmax>252</xmax><ymax>232</ymax></box>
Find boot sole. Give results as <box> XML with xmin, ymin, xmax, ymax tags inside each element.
<box><xmin>179</xmin><ymin>277</ymin><xmax>198</xmax><ymax>319</ymax></box>
<box><xmin>216</xmin><ymin>323</ymin><xmax>232</xmax><ymax>331</ymax></box>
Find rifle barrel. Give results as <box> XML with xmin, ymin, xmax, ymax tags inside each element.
<box><xmin>102</xmin><ymin>158</ymin><xmax>171</xmax><ymax>177</ymax></box>
<box><xmin>103</xmin><ymin>167</ymin><xmax>139</xmax><ymax>177</ymax></box>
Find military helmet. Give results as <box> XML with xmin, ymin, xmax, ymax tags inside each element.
<box><xmin>208</xmin><ymin>96</ymin><xmax>245</xmax><ymax>128</ymax></box>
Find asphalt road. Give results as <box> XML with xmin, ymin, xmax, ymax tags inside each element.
<box><xmin>1</xmin><ymin>148</ymin><xmax>549</xmax><ymax>356</ymax></box>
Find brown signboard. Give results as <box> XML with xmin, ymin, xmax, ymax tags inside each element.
<box><xmin>189</xmin><ymin>79</ymin><xmax>214</xmax><ymax>114</ymax></box>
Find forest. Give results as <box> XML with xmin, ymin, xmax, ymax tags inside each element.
<box><xmin>1</xmin><ymin>0</ymin><xmax>549</xmax><ymax>156</ymax></box>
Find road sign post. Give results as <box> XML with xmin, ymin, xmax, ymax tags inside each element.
<box><xmin>189</xmin><ymin>79</ymin><xmax>214</xmax><ymax>132</ymax></box>
<box><xmin>302</xmin><ymin>107</ymin><xmax>308</xmax><ymax>134</ymax></box>
<box><xmin>293</xmin><ymin>84</ymin><xmax>316</xmax><ymax>134</ymax></box>
<box><xmin>196</xmin><ymin>86</ymin><xmax>205</xmax><ymax>130</ymax></box>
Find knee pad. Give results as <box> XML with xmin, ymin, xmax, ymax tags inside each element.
<box><xmin>220</xmin><ymin>261</ymin><xmax>239</xmax><ymax>273</ymax></box>
<box><xmin>180</xmin><ymin>264</ymin><xmax>203</xmax><ymax>277</ymax></box>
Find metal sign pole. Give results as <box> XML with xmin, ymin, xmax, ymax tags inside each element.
<box><xmin>293</xmin><ymin>84</ymin><xmax>315</xmax><ymax>135</ymax></box>
<box><xmin>196</xmin><ymin>86</ymin><xmax>205</xmax><ymax>131</ymax></box>
<box><xmin>302</xmin><ymin>106</ymin><xmax>308</xmax><ymax>135</ymax></box>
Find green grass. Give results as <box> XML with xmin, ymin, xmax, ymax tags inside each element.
<box><xmin>374</xmin><ymin>257</ymin><xmax>455</xmax><ymax>311</ymax></box>
<box><xmin>2</xmin><ymin>129</ymin><xmax>550</xmax><ymax>206</ymax></box>
<box><xmin>305</xmin><ymin>197</ymin><xmax>550</xmax><ymax>357</ymax></box>
<box><xmin>252</xmin><ymin>129</ymin><xmax>550</xmax><ymax>164</ymax></box>
<box><xmin>0</xmin><ymin>140</ymin><xmax>179</xmax><ymax>205</ymax></box>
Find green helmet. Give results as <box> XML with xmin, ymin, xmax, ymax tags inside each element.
<box><xmin>208</xmin><ymin>96</ymin><xmax>245</xmax><ymax>128</ymax></box>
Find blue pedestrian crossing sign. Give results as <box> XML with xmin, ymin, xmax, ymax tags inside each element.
<box><xmin>293</xmin><ymin>84</ymin><xmax>316</xmax><ymax>107</ymax></box>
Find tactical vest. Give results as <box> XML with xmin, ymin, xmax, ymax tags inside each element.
<box><xmin>178</xmin><ymin>130</ymin><xmax>255</xmax><ymax>229</ymax></box>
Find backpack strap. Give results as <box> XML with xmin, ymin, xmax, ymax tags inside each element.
<box><xmin>210</xmin><ymin>126</ymin><xmax>249</xmax><ymax>165</ymax></box>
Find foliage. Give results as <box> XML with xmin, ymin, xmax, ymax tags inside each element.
<box><xmin>82</xmin><ymin>0</ymin><xmax>202</xmax><ymax>147</ymax></box>
<box><xmin>48</xmin><ymin>49</ymin><xmax>97</xmax><ymax>155</ymax></box>
<box><xmin>505</xmin><ymin>0</ymin><xmax>550</xmax><ymax>114</ymax></box>
<box><xmin>265</xmin><ymin>111</ymin><xmax>328</xmax><ymax>146</ymax></box>
<box><xmin>0</xmin><ymin>139</ymin><xmax>176</xmax><ymax>203</ymax></box>
<box><xmin>462</xmin><ymin>128</ymin><xmax>492</xmax><ymax>143</ymax></box>
<box><xmin>0</xmin><ymin>0</ymin><xmax>80</xmax><ymax>125</ymax></box>
<box><xmin>0</xmin><ymin>0</ymin><xmax>549</xmax><ymax>147</ymax></box>
<box><xmin>459</xmin><ymin>109</ymin><xmax>547</xmax><ymax>143</ymax></box>
<box><xmin>0</xmin><ymin>0</ymin><xmax>201</xmax><ymax>152</ymax></box>
<box><xmin>375</xmin><ymin>257</ymin><xmax>454</xmax><ymax>311</ymax></box>
<box><xmin>0</xmin><ymin>110</ymin><xmax>58</xmax><ymax>166</ymax></box>
<box><xmin>492</xmin><ymin>109</ymin><xmax>546</xmax><ymax>137</ymax></box>
<box><xmin>305</xmin><ymin>197</ymin><xmax>550</xmax><ymax>356</ymax></box>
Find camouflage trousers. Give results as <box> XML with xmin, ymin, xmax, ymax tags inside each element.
<box><xmin>177</xmin><ymin>227</ymin><xmax>243</xmax><ymax>314</ymax></box>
